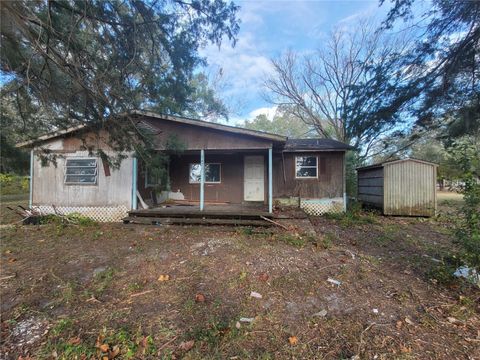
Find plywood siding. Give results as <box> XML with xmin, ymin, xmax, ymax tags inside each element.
<box><xmin>143</xmin><ymin>117</ymin><xmax>273</xmax><ymax>150</ymax></box>
<box><xmin>32</xmin><ymin>150</ymin><xmax>133</xmax><ymax>207</ymax></box>
<box><xmin>168</xmin><ymin>153</ymin><xmax>249</xmax><ymax>203</ymax></box>
<box><xmin>357</xmin><ymin>167</ymin><xmax>384</xmax><ymax>207</ymax></box>
<box><xmin>383</xmin><ymin>161</ymin><xmax>436</xmax><ymax>216</ymax></box>
<box><xmin>273</xmin><ymin>152</ymin><xmax>344</xmax><ymax>199</ymax></box>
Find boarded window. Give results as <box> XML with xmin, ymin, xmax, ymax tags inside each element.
<box><xmin>295</xmin><ymin>156</ymin><xmax>317</xmax><ymax>178</ymax></box>
<box><xmin>189</xmin><ymin>163</ymin><xmax>221</xmax><ymax>183</ymax></box>
<box><xmin>64</xmin><ymin>158</ymin><xmax>97</xmax><ymax>185</ymax></box>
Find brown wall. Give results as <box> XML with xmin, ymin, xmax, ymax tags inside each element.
<box><xmin>168</xmin><ymin>153</ymin><xmax>247</xmax><ymax>203</ymax></box>
<box><xmin>143</xmin><ymin>117</ymin><xmax>274</xmax><ymax>150</ymax></box>
<box><xmin>273</xmin><ymin>152</ymin><xmax>344</xmax><ymax>199</ymax></box>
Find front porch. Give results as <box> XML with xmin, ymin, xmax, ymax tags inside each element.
<box><xmin>124</xmin><ymin>202</ymin><xmax>306</xmax><ymax>226</ymax></box>
<box><xmin>135</xmin><ymin>148</ymin><xmax>275</xmax><ymax>214</ymax></box>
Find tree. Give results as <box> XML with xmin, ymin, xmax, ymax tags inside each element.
<box><xmin>381</xmin><ymin>0</ymin><xmax>479</xmax><ymax>132</ymax></box>
<box><xmin>264</xmin><ymin>19</ymin><xmax>412</xmax><ymax>158</ymax></box>
<box><xmin>0</xmin><ymin>0</ymin><xmax>239</xmax><ymax>164</ymax></box>
<box><xmin>244</xmin><ymin>112</ymin><xmax>315</xmax><ymax>138</ymax></box>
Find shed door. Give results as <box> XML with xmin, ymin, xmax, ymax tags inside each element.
<box><xmin>244</xmin><ymin>156</ymin><xmax>264</xmax><ymax>201</ymax></box>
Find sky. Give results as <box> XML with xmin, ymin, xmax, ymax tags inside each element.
<box><xmin>200</xmin><ymin>0</ymin><xmax>389</xmax><ymax>125</ymax></box>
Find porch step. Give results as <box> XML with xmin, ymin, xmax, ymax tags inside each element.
<box><xmin>122</xmin><ymin>216</ymin><xmax>272</xmax><ymax>227</ymax></box>
<box><xmin>128</xmin><ymin>208</ymin><xmax>274</xmax><ymax>220</ymax></box>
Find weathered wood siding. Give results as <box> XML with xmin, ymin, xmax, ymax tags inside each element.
<box><xmin>32</xmin><ymin>138</ymin><xmax>133</xmax><ymax>208</ymax></box>
<box><xmin>383</xmin><ymin>160</ymin><xmax>436</xmax><ymax>216</ymax></box>
<box><xmin>143</xmin><ymin>117</ymin><xmax>273</xmax><ymax>150</ymax></box>
<box><xmin>167</xmin><ymin>153</ymin><xmax>253</xmax><ymax>203</ymax></box>
<box><xmin>357</xmin><ymin>167</ymin><xmax>384</xmax><ymax>207</ymax></box>
<box><xmin>272</xmin><ymin>152</ymin><xmax>344</xmax><ymax>199</ymax></box>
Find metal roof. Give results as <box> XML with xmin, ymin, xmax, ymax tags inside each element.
<box><xmin>284</xmin><ymin>138</ymin><xmax>354</xmax><ymax>152</ymax></box>
<box><xmin>357</xmin><ymin>158</ymin><xmax>438</xmax><ymax>171</ymax></box>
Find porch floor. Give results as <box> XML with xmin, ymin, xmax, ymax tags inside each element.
<box><xmin>124</xmin><ymin>203</ymin><xmax>306</xmax><ymax>226</ymax></box>
<box><xmin>128</xmin><ymin>203</ymin><xmax>272</xmax><ymax>219</ymax></box>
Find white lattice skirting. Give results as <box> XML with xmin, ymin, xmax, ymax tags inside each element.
<box><xmin>300</xmin><ymin>198</ymin><xmax>345</xmax><ymax>216</ymax></box>
<box><xmin>34</xmin><ymin>205</ymin><xmax>129</xmax><ymax>222</ymax></box>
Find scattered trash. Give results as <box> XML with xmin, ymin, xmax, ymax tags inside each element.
<box><xmin>447</xmin><ymin>317</ymin><xmax>459</xmax><ymax>324</ymax></box>
<box><xmin>454</xmin><ymin>266</ymin><xmax>480</xmax><ymax>287</ymax></box>
<box><xmin>372</xmin><ymin>308</ymin><xmax>379</xmax><ymax>314</ymax></box>
<box><xmin>327</xmin><ymin>278</ymin><xmax>341</xmax><ymax>286</ymax></box>
<box><xmin>312</xmin><ymin>309</ymin><xmax>328</xmax><ymax>317</ymax></box>
<box><xmin>250</xmin><ymin>291</ymin><xmax>262</xmax><ymax>299</ymax></box>
<box><xmin>158</xmin><ymin>274</ymin><xmax>170</xmax><ymax>281</ymax></box>
<box><xmin>422</xmin><ymin>254</ymin><xmax>441</xmax><ymax>263</ymax></box>
<box><xmin>235</xmin><ymin>321</ymin><xmax>241</xmax><ymax>329</ymax></box>
<box><xmin>345</xmin><ymin>250</ymin><xmax>356</xmax><ymax>259</ymax></box>
<box><xmin>239</xmin><ymin>317</ymin><xmax>254</xmax><ymax>323</ymax></box>
<box><xmin>404</xmin><ymin>317</ymin><xmax>414</xmax><ymax>325</ymax></box>
<box><xmin>288</xmin><ymin>336</ymin><xmax>298</xmax><ymax>345</ymax></box>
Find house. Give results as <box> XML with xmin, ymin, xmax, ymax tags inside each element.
<box><xmin>357</xmin><ymin>158</ymin><xmax>437</xmax><ymax>217</ymax></box>
<box><xmin>17</xmin><ymin>111</ymin><xmax>353</xmax><ymax>221</ymax></box>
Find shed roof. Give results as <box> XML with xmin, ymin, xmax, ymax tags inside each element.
<box><xmin>356</xmin><ymin>158</ymin><xmax>438</xmax><ymax>171</ymax></box>
<box><xmin>284</xmin><ymin>138</ymin><xmax>354</xmax><ymax>152</ymax></box>
<box><xmin>16</xmin><ymin>110</ymin><xmax>287</xmax><ymax>148</ymax></box>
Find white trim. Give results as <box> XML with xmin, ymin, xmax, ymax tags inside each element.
<box><xmin>295</xmin><ymin>155</ymin><xmax>318</xmax><ymax>179</ymax></box>
<box><xmin>189</xmin><ymin>163</ymin><xmax>221</xmax><ymax>184</ymax></box>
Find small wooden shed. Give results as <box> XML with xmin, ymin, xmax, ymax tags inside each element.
<box><xmin>357</xmin><ymin>158</ymin><xmax>437</xmax><ymax>217</ymax></box>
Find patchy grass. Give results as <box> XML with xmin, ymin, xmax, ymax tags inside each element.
<box><xmin>1</xmin><ymin>207</ymin><xmax>479</xmax><ymax>359</ymax></box>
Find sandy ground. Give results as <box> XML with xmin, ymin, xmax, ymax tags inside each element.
<box><xmin>0</xmin><ymin>202</ymin><xmax>478</xmax><ymax>359</ymax></box>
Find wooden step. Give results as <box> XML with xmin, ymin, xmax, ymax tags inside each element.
<box><xmin>123</xmin><ymin>217</ymin><xmax>272</xmax><ymax>227</ymax></box>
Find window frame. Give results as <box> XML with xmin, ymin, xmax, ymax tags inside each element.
<box><xmin>189</xmin><ymin>163</ymin><xmax>222</xmax><ymax>184</ymax></box>
<box><xmin>64</xmin><ymin>157</ymin><xmax>98</xmax><ymax>185</ymax></box>
<box><xmin>295</xmin><ymin>155</ymin><xmax>318</xmax><ymax>179</ymax></box>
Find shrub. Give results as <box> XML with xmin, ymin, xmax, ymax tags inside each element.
<box><xmin>0</xmin><ymin>173</ymin><xmax>29</xmax><ymax>195</ymax></box>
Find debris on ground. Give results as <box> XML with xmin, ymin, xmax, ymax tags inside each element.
<box><xmin>327</xmin><ymin>278</ymin><xmax>342</xmax><ymax>286</ymax></box>
<box><xmin>312</xmin><ymin>309</ymin><xmax>328</xmax><ymax>317</ymax></box>
<box><xmin>250</xmin><ymin>291</ymin><xmax>262</xmax><ymax>299</ymax></box>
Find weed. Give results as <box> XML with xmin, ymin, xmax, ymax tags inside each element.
<box><xmin>93</xmin><ymin>267</ymin><xmax>115</xmax><ymax>296</ymax></box>
<box><xmin>276</xmin><ymin>233</ymin><xmax>305</xmax><ymax>248</ymax></box>
<box><xmin>126</xmin><ymin>282</ymin><xmax>143</xmax><ymax>293</ymax></box>
<box><xmin>321</xmin><ymin>233</ymin><xmax>335</xmax><ymax>249</ymax></box>
<box><xmin>51</xmin><ymin>318</ymin><xmax>74</xmax><ymax>336</ymax></box>
<box><xmin>238</xmin><ymin>227</ymin><xmax>254</xmax><ymax>236</ymax></box>
<box><xmin>187</xmin><ymin>319</ymin><xmax>234</xmax><ymax>347</ymax></box>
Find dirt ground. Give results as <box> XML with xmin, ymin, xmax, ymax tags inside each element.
<box><xmin>0</xmin><ymin>200</ymin><xmax>479</xmax><ymax>359</ymax></box>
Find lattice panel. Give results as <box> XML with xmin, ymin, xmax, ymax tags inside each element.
<box><xmin>300</xmin><ymin>198</ymin><xmax>344</xmax><ymax>216</ymax></box>
<box><xmin>35</xmin><ymin>205</ymin><xmax>129</xmax><ymax>222</ymax></box>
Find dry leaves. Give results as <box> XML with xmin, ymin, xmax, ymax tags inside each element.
<box><xmin>158</xmin><ymin>274</ymin><xmax>170</xmax><ymax>281</ymax></box>
<box><xmin>288</xmin><ymin>336</ymin><xmax>298</xmax><ymax>346</ymax></box>
<box><xmin>178</xmin><ymin>340</ymin><xmax>195</xmax><ymax>352</ymax></box>
<box><xmin>195</xmin><ymin>293</ymin><xmax>205</xmax><ymax>303</ymax></box>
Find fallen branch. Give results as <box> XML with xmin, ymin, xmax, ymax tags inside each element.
<box><xmin>130</xmin><ymin>289</ymin><xmax>154</xmax><ymax>298</ymax></box>
<box><xmin>260</xmin><ymin>216</ymin><xmax>289</xmax><ymax>230</ymax></box>
<box><xmin>0</xmin><ymin>274</ymin><xmax>16</xmax><ymax>281</ymax></box>
<box><xmin>356</xmin><ymin>322</ymin><xmax>376</xmax><ymax>357</ymax></box>
<box><xmin>157</xmin><ymin>336</ymin><xmax>178</xmax><ymax>351</ymax></box>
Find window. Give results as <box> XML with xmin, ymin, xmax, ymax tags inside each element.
<box><xmin>189</xmin><ymin>163</ymin><xmax>221</xmax><ymax>183</ymax></box>
<box><xmin>295</xmin><ymin>156</ymin><xmax>317</xmax><ymax>178</ymax></box>
<box><xmin>64</xmin><ymin>158</ymin><xmax>98</xmax><ymax>185</ymax></box>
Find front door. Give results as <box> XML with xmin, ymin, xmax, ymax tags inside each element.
<box><xmin>244</xmin><ymin>155</ymin><xmax>264</xmax><ymax>201</ymax></box>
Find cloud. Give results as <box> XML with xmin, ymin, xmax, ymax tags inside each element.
<box><xmin>248</xmin><ymin>106</ymin><xmax>278</xmax><ymax>121</ymax></box>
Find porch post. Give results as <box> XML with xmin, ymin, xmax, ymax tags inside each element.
<box><xmin>268</xmin><ymin>147</ymin><xmax>273</xmax><ymax>213</ymax></box>
<box><xmin>29</xmin><ymin>150</ymin><xmax>34</xmax><ymax>208</ymax></box>
<box><xmin>200</xmin><ymin>149</ymin><xmax>205</xmax><ymax>211</ymax></box>
<box><xmin>131</xmin><ymin>157</ymin><xmax>138</xmax><ymax>210</ymax></box>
